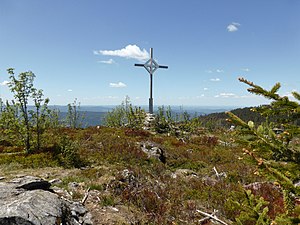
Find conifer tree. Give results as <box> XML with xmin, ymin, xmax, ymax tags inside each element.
<box><xmin>227</xmin><ymin>78</ymin><xmax>300</xmax><ymax>221</ymax></box>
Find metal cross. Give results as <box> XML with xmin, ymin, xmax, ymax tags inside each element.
<box><xmin>134</xmin><ymin>48</ymin><xmax>168</xmax><ymax>114</ymax></box>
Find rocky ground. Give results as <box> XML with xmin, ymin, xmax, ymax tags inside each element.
<box><xmin>1</xmin><ymin>126</ymin><xmax>299</xmax><ymax>224</ymax></box>
<box><xmin>0</xmin><ymin>175</ymin><xmax>92</xmax><ymax>225</ymax></box>
<box><xmin>0</xmin><ymin>167</ymin><xmax>148</xmax><ymax>225</ymax></box>
<box><xmin>0</xmin><ymin>166</ymin><xmax>232</xmax><ymax>225</ymax></box>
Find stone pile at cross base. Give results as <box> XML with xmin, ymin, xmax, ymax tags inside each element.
<box><xmin>143</xmin><ymin>113</ymin><xmax>156</xmax><ymax>130</ymax></box>
<box><xmin>0</xmin><ymin>176</ymin><xmax>92</xmax><ymax>225</ymax></box>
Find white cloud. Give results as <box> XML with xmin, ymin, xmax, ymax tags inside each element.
<box><xmin>107</xmin><ymin>96</ymin><xmax>119</xmax><ymax>99</ymax></box>
<box><xmin>205</xmin><ymin>69</ymin><xmax>224</xmax><ymax>73</ymax></box>
<box><xmin>215</xmin><ymin>93</ymin><xmax>237</xmax><ymax>98</ymax></box>
<box><xmin>227</xmin><ymin>22</ymin><xmax>241</xmax><ymax>32</ymax></box>
<box><xmin>98</xmin><ymin>59</ymin><xmax>115</xmax><ymax>64</ymax></box>
<box><xmin>241</xmin><ymin>68</ymin><xmax>250</xmax><ymax>72</ymax></box>
<box><xmin>67</xmin><ymin>89</ymin><xmax>73</xmax><ymax>92</ymax></box>
<box><xmin>240</xmin><ymin>95</ymin><xmax>258</xmax><ymax>98</ymax></box>
<box><xmin>95</xmin><ymin>45</ymin><xmax>149</xmax><ymax>61</ymax></box>
<box><xmin>285</xmin><ymin>90</ymin><xmax>298</xmax><ymax>99</ymax></box>
<box><xmin>0</xmin><ymin>80</ymin><xmax>9</xmax><ymax>86</ymax></box>
<box><xmin>93</xmin><ymin>50</ymin><xmax>100</xmax><ymax>55</ymax></box>
<box><xmin>210</xmin><ymin>78</ymin><xmax>221</xmax><ymax>82</ymax></box>
<box><xmin>109</xmin><ymin>82</ymin><xmax>127</xmax><ymax>88</ymax></box>
<box><xmin>204</xmin><ymin>87</ymin><xmax>208</xmax><ymax>91</ymax></box>
<box><xmin>220</xmin><ymin>93</ymin><xmax>236</xmax><ymax>97</ymax></box>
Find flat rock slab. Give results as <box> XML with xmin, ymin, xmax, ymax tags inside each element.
<box><xmin>0</xmin><ymin>190</ymin><xmax>66</xmax><ymax>225</ymax></box>
<box><xmin>0</xmin><ymin>176</ymin><xmax>92</xmax><ymax>225</ymax></box>
<box><xmin>9</xmin><ymin>176</ymin><xmax>51</xmax><ymax>190</ymax></box>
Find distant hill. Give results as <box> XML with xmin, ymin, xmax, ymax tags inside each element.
<box><xmin>55</xmin><ymin>105</ymin><xmax>234</xmax><ymax>127</ymax></box>
<box><xmin>28</xmin><ymin>105</ymin><xmax>267</xmax><ymax>128</ymax></box>
<box><xmin>59</xmin><ymin>111</ymin><xmax>107</xmax><ymax>127</ymax></box>
<box><xmin>49</xmin><ymin>105</ymin><xmax>115</xmax><ymax>113</ymax></box>
<box><xmin>198</xmin><ymin>107</ymin><xmax>265</xmax><ymax>129</ymax></box>
<box><xmin>54</xmin><ymin>105</ymin><xmax>299</xmax><ymax>128</ymax></box>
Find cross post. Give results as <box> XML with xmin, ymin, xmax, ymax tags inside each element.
<box><xmin>134</xmin><ymin>48</ymin><xmax>168</xmax><ymax>114</ymax></box>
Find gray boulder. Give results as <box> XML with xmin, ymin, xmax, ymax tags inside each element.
<box><xmin>139</xmin><ymin>141</ymin><xmax>166</xmax><ymax>163</ymax></box>
<box><xmin>0</xmin><ymin>176</ymin><xmax>92</xmax><ymax>225</ymax></box>
<box><xmin>9</xmin><ymin>176</ymin><xmax>51</xmax><ymax>190</ymax></box>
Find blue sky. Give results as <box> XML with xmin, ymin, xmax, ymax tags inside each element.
<box><xmin>0</xmin><ymin>0</ymin><xmax>299</xmax><ymax>107</ymax></box>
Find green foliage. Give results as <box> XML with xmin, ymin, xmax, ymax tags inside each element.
<box><xmin>100</xmin><ymin>194</ymin><xmax>117</xmax><ymax>207</ymax></box>
<box><xmin>0</xmin><ymin>100</ymin><xmax>22</xmax><ymax>146</ymax></box>
<box><xmin>45</xmin><ymin>108</ymin><xmax>61</xmax><ymax>129</ymax></box>
<box><xmin>0</xmin><ymin>152</ymin><xmax>59</xmax><ymax>169</ymax></box>
<box><xmin>30</xmin><ymin>88</ymin><xmax>51</xmax><ymax>151</ymax></box>
<box><xmin>227</xmin><ymin>78</ymin><xmax>300</xmax><ymax>222</ymax></box>
<box><xmin>54</xmin><ymin>135</ymin><xmax>85</xmax><ymax>168</ymax></box>
<box><xmin>66</xmin><ymin>98</ymin><xmax>85</xmax><ymax>128</ymax></box>
<box><xmin>197</xmin><ymin>107</ymin><xmax>263</xmax><ymax>131</ymax></box>
<box><xmin>104</xmin><ymin>104</ymin><xmax>127</xmax><ymax>127</ymax></box>
<box><xmin>154</xmin><ymin>106</ymin><xmax>174</xmax><ymax>133</ymax></box>
<box><xmin>234</xmin><ymin>190</ymin><xmax>271</xmax><ymax>225</ymax></box>
<box><xmin>178</xmin><ymin>114</ymin><xmax>202</xmax><ymax>134</ymax></box>
<box><xmin>1</xmin><ymin>68</ymin><xmax>57</xmax><ymax>153</ymax></box>
<box><xmin>283</xmin><ymin>189</ymin><xmax>295</xmax><ymax>215</ymax></box>
<box><xmin>89</xmin><ymin>183</ymin><xmax>104</xmax><ymax>191</ymax></box>
<box><xmin>104</xmin><ymin>96</ymin><xmax>146</xmax><ymax>129</ymax></box>
<box><xmin>153</xmin><ymin>106</ymin><xmax>202</xmax><ymax>137</ymax></box>
<box><xmin>7</xmin><ymin>68</ymin><xmax>35</xmax><ymax>152</ymax></box>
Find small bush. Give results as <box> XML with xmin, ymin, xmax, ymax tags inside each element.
<box><xmin>54</xmin><ymin>135</ymin><xmax>85</xmax><ymax>168</ymax></box>
<box><xmin>89</xmin><ymin>183</ymin><xmax>104</xmax><ymax>191</ymax></box>
<box><xmin>0</xmin><ymin>152</ymin><xmax>59</xmax><ymax>169</ymax></box>
<box><xmin>104</xmin><ymin>97</ymin><xmax>146</xmax><ymax>129</ymax></box>
<box><xmin>100</xmin><ymin>194</ymin><xmax>117</xmax><ymax>207</ymax></box>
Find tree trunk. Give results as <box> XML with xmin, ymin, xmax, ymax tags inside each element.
<box><xmin>36</xmin><ymin>108</ymin><xmax>40</xmax><ymax>151</ymax></box>
<box><xmin>24</xmin><ymin>105</ymin><xmax>31</xmax><ymax>153</ymax></box>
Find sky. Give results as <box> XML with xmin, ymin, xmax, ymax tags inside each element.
<box><xmin>0</xmin><ymin>0</ymin><xmax>299</xmax><ymax>107</ymax></box>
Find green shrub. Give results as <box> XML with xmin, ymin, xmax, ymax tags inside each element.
<box><xmin>0</xmin><ymin>152</ymin><xmax>59</xmax><ymax>169</ymax></box>
<box><xmin>100</xmin><ymin>194</ymin><xmax>117</xmax><ymax>207</ymax></box>
<box><xmin>54</xmin><ymin>135</ymin><xmax>85</xmax><ymax>168</ymax></box>
<box><xmin>227</xmin><ymin>78</ymin><xmax>300</xmax><ymax>222</ymax></box>
<box><xmin>104</xmin><ymin>96</ymin><xmax>146</xmax><ymax>129</ymax></box>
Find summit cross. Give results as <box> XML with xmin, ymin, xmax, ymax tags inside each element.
<box><xmin>134</xmin><ymin>48</ymin><xmax>168</xmax><ymax>114</ymax></box>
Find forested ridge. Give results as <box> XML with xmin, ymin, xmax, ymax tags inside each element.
<box><xmin>199</xmin><ymin>106</ymin><xmax>264</xmax><ymax>128</ymax></box>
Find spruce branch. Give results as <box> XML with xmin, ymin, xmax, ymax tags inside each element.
<box><xmin>270</xmin><ymin>82</ymin><xmax>281</xmax><ymax>94</ymax></box>
<box><xmin>225</xmin><ymin>111</ymin><xmax>248</xmax><ymax>128</ymax></box>
<box><xmin>238</xmin><ymin>77</ymin><xmax>281</xmax><ymax>100</ymax></box>
<box><xmin>292</xmin><ymin>91</ymin><xmax>300</xmax><ymax>101</ymax></box>
<box><xmin>244</xmin><ymin>148</ymin><xmax>295</xmax><ymax>191</ymax></box>
<box><xmin>231</xmin><ymin>78</ymin><xmax>300</xmax><ymax>220</ymax></box>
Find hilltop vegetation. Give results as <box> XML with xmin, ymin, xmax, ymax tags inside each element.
<box><xmin>0</xmin><ymin>69</ymin><xmax>300</xmax><ymax>224</ymax></box>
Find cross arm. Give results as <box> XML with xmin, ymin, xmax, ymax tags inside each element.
<box><xmin>159</xmin><ymin>65</ymin><xmax>168</xmax><ymax>69</ymax></box>
<box><xmin>134</xmin><ymin>63</ymin><xmax>144</xmax><ymax>67</ymax></box>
